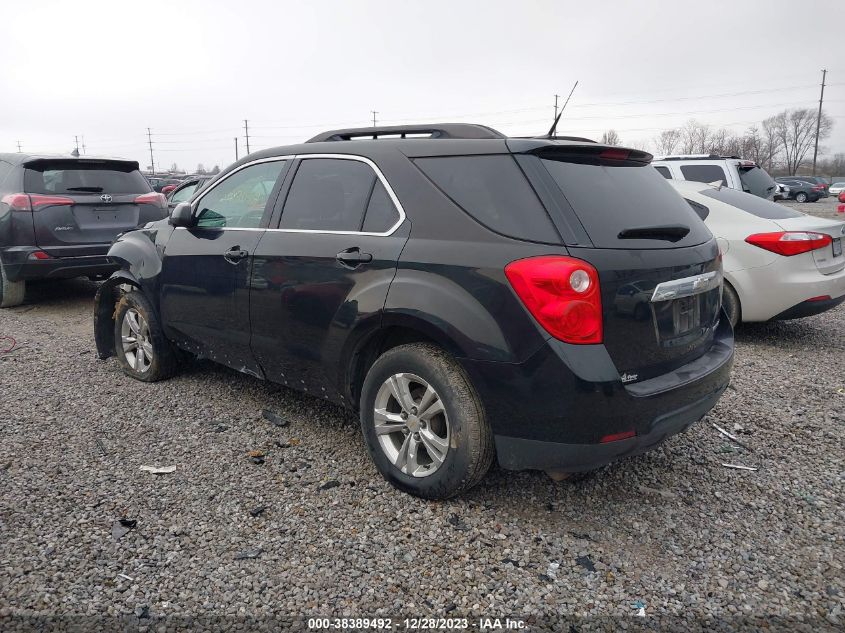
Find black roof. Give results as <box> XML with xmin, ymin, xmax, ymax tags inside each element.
<box><xmin>307</xmin><ymin>123</ymin><xmax>507</xmax><ymax>143</ymax></box>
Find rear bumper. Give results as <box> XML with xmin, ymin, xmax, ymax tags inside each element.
<box><xmin>460</xmin><ymin>315</ymin><xmax>734</xmax><ymax>472</ymax></box>
<box><xmin>771</xmin><ymin>294</ymin><xmax>845</xmax><ymax>320</ymax></box>
<box><xmin>1</xmin><ymin>246</ymin><xmax>116</xmax><ymax>282</ymax></box>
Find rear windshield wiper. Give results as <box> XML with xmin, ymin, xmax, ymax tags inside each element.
<box><xmin>617</xmin><ymin>224</ymin><xmax>690</xmax><ymax>242</ymax></box>
<box><xmin>66</xmin><ymin>186</ymin><xmax>104</xmax><ymax>192</ymax></box>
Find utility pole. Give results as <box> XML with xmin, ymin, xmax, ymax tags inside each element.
<box><xmin>243</xmin><ymin>119</ymin><xmax>251</xmax><ymax>154</ymax></box>
<box><xmin>811</xmin><ymin>68</ymin><xmax>827</xmax><ymax>176</ymax></box>
<box><xmin>16</xmin><ymin>141</ymin><xmax>22</xmax><ymax>152</ymax></box>
<box><xmin>371</xmin><ymin>111</ymin><xmax>378</xmax><ymax>127</ymax></box>
<box><xmin>146</xmin><ymin>128</ymin><xmax>156</xmax><ymax>176</ymax></box>
<box><xmin>235</xmin><ymin>137</ymin><xmax>239</xmax><ymax>161</ymax></box>
<box><xmin>81</xmin><ymin>136</ymin><xmax>86</xmax><ymax>155</ymax></box>
<box><xmin>553</xmin><ymin>94</ymin><xmax>560</xmax><ymax>135</ymax></box>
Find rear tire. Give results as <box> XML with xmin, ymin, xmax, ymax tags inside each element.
<box><xmin>360</xmin><ymin>343</ymin><xmax>494</xmax><ymax>499</ymax></box>
<box><xmin>722</xmin><ymin>282</ymin><xmax>741</xmax><ymax>328</ymax></box>
<box><xmin>113</xmin><ymin>290</ymin><xmax>177</xmax><ymax>382</ymax></box>
<box><xmin>0</xmin><ymin>266</ymin><xmax>25</xmax><ymax>308</ymax></box>
<box><xmin>795</xmin><ymin>192</ymin><xmax>808</xmax><ymax>203</ymax></box>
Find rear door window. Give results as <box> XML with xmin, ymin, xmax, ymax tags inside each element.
<box><xmin>700</xmin><ymin>187</ymin><xmax>804</xmax><ymax>219</ymax></box>
<box><xmin>24</xmin><ymin>160</ymin><xmax>151</xmax><ymax>194</ymax></box>
<box><xmin>679</xmin><ymin>164</ymin><xmax>728</xmax><ymax>187</ymax></box>
<box><xmin>654</xmin><ymin>166</ymin><xmax>672</xmax><ymax>179</ymax></box>
<box><xmin>414</xmin><ymin>155</ymin><xmax>559</xmax><ymax>243</ymax></box>
<box><xmin>280</xmin><ymin>158</ymin><xmax>376</xmax><ymax>231</ymax></box>
<box><xmin>540</xmin><ymin>158</ymin><xmax>711</xmax><ymax>249</ymax></box>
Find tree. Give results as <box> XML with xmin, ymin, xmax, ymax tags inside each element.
<box><xmin>653</xmin><ymin>129</ymin><xmax>681</xmax><ymax>156</ymax></box>
<box><xmin>196</xmin><ymin>164</ymin><xmax>207</xmax><ymax>175</ymax></box>
<box><xmin>210</xmin><ymin>165</ymin><xmax>220</xmax><ymax>175</ymax></box>
<box><xmin>767</xmin><ymin>108</ymin><xmax>833</xmax><ymax>175</ymax></box>
<box><xmin>600</xmin><ymin>129</ymin><xmax>621</xmax><ymax>146</ymax></box>
<box><xmin>680</xmin><ymin>119</ymin><xmax>712</xmax><ymax>154</ymax></box>
<box><xmin>170</xmin><ymin>162</ymin><xmax>180</xmax><ymax>173</ymax></box>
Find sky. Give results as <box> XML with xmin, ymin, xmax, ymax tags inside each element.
<box><xmin>2</xmin><ymin>0</ymin><xmax>843</xmax><ymax>173</ymax></box>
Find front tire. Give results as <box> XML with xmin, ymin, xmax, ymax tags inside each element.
<box><xmin>360</xmin><ymin>343</ymin><xmax>493</xmax><ymax>499</ymax></box>
<box><xmin>0</xmin><ymin>266</ymin><xmax>25</xmax><ymax>308</ymax></box>
<box><xmin>722</xmin><ymin>282</ymin><xmax>741</xmax><ymax>328</ymax></box>
<box><xmin>795</xmin><ymin>192</ymin><xmax>808</xmax><ymax>203</ymax></box>
<box><xmin>113</xmin><ymin>291</ymin><xmax>177</xmax><ymax>382</ymax></box>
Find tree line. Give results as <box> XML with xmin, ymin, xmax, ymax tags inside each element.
<box><xmin>600</xmin><ymin>107</ymin><xmax>841</xmax><ymax>177</ymax></box>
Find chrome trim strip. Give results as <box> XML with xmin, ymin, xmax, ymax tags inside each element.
<box><xmin>188</xmin><ymin>153</ymin><xmax>406</xmax><ymax>237</ymax></box>
<box><xmin>650</xmin><ymin>271</ymin><xmax>721</xmax><ymax>303</ymax></box>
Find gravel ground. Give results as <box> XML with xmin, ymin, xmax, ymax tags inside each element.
<box><xmin>0</xmin><ymin>200</ymin><xmax>843</xmax><ymax>631</ymax></box>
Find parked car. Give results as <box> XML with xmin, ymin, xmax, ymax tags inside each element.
<box><xmin>92</xmin><ymin>123</ymin><xmax>733</xmax><ymax>499</ymax></box>
<box><xmin>826</xmin><ymin>181</ymin><xmax>845</xmax><ymax>195</ymax></box>
<box><xmin>840</xmin><ymin>190</ymin><xmax>845</xmax><ymax>204</ymax></box>
<box><xmin>775</xmin><ymin>178</ymin><xmax>823</xmax><ymax>203</ymax></box>
<box><xmin>0</xmin><ymin>154</ymin><xmax>167</xmax><ymax>307</ymax></box>
<box><xmin>147</xmin><ymin>176</ymin><xmax>183</xmax><ymax>193</ymax></box>
<box><xmin>787</xmin><ymin>175</ymin><xmax>829</xmax><ymax>197</ymax></box>
<box><xmin>669</xmin><ymin>180</ymin><xmax>845</xmax><ymax>327</ymax></box>
<box><xmin>774</xmin><ymin>182</ymin><xmax>790</xmax><ymax>201</ymax></box>
<box><xmin>652</xmin><ymin>154</ymin><xmax>777</xmax><ymax>199</ymax></box>
<box><xmin>166</xmin><ymin>175</ymin><xmax>214</xmax><ymax>212</ymax></box>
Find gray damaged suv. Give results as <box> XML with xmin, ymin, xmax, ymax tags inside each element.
<box><xmin>0</xmin><ymin>154</ymin><xmax>168</xmax><ymax>307</ymax></box>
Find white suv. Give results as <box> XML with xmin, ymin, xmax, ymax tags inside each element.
<box><xmin>652</xmin><ymin>155</ymin><xmax>777</xmax><ymax>200</ymax></box>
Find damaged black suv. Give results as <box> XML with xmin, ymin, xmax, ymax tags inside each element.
<box><xmin>94</xmin><ymin>124</ymin><xmax>733</xmax><ymax>499</ymax></box>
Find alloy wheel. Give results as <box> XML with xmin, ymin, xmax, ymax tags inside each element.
<box><xmin>373</xmin><ymin>373</ymin><xmax>450</xmax><ymax>477</ymax></box>
<box><xmin>121</xmin><ymin>308</ymin><xmax>153</xmax><ymax>373</ymax></box>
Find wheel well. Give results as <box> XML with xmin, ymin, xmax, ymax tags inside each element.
<box><xmin>94</xmin><ymin>278</ymin><xmax>140</xmax><ymax>359</ymax></box>
<box><xmin>347</xmin><ymin>326</ymin><xmax>439</xmax><ymax>410</ymax></box>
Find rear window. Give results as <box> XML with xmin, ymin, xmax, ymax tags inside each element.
<box><xmin>540</xmin><ymin>158</ymin><xmax>711</xmax><ymax>248</ymax></box>
<box><xmin>680</xmin><ymin>164</ymin><xmax>728</xmax><ymax>187</ymax></box>
<box><xmin>414</xmin><ymin>155</ymin><xmax>558</xmax><ymax>243</ymax></box>
<box><xmin>700</xmin><ymin>187</ymin><xmax>804</xmax><ymax>219</ymax></box>
<box><xmin>24</xmin><ymin>160</ymin><xmax>151</xmax><ymax>194</ymax></box>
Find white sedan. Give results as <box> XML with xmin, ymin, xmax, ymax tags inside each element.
<box><xmin>668</xmin><ymin>180</ymin><xmax>845</xmax><ymax>326</ymax></box>
<box><xmin>830</xmin><ymin>182</ymin><xmax>845</xmax><ymax>195</ymax></box>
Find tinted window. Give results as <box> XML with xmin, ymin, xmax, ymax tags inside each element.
<box><xmin>281</xmin><ymin>158</ymin><xmax>375</xmax><ymax>231</ymax></box>
<box><xmin>170</xmin><ymin>182</ymin><xmax>198</xmax><ymax>204</ymax></box>
<box><xmin>24</xmin><ymin>160</ymin><xmax>151</xmax><ymax>194</ymax></box>
<box><xmin>700</xmin><ymin>187</ymin><xmax>804</xmax><ymax>219</ymax></box>
<box><xmin>654</xmin><ymin>166</ymin><xmax>672</xmax><ymax>179</ymax></box>
<box><xmin>738</xmin><ymin>165</ymin><xmax>775</xmax><ymax>197</ymax></box>
<box><xmin>680</xmin><ymin>164</ymin><xmax>728</xmax><ymax>187</ymax></box>
<box><xmin>415</xmin><ymin>155</ymin><xmax>557</xmax><ymax>243</ymax></box>
<box><xmin>541</xmin><ymin>158</ymin><xmax>711</xmax><ymax>248</ymax></box>
<box><xmin>195</xmin><ymin>160</ymin><xmax>286</xmax><ymax>229</ymax></box>
<box><xmin>361</xmin><ymin>180</ymin><xmax>400</xmax><ymax>233</ymax></box>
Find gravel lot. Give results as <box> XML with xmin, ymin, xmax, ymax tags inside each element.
<box><xmin>1</xmin><ymin>197</ymin><xmax>843</xmax><ymax>631</ymax></box>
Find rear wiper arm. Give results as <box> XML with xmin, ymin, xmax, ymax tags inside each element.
<box><xmin>617</xmin><ymin>224</ymin><xmax>690</xmax><ymax>242</ymax></box>
<box><xmin>66</xmin><ymin>186</ymin><xmax>104</xmax><ymax>192</ymax></box>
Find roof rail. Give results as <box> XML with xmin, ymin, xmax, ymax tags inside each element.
<box><xmin>306</xmin><ymin>123</ymin><xmax>506</xmax><ymax>143</ymax></box>
<box><xmin>656</xmin><ymin>154</ymin><xmax>742</xmax><ymax>161</ymax></box>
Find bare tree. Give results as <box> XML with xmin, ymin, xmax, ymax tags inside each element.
<box><xmin>680</xmin><ymin>119</ymin><xmax>712</xmax><ymax>154</ymax></box>
<box><xmin>653</xmin><ymin>129</ymin><xmax>681</xmax><ymax>155</ymax></box>
<box><xmin>196</xmin><ymin>163</ymin><xmax>207</xmax><ymax>175</ymax></box>
<box><xmin>600</xmin><ymin>129</ymin><xmax>621</xmax><ymax>146</ymax></box>
<box><xmin>768</xmin><ymin>108</ymin><xmax>833</xmax><ymax>175</ymax></box>
<box><xmin>706</xmin><ymin>128</ymin><xmax>734</xmax><ymax>155</ymax></box>
<box><xmin>210</xmin><ymin>165</ymin><xmax>221</xmax><ymax>175</ymax></box>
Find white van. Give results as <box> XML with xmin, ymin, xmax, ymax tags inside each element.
<box><xmin>652</xmin><ymin>155</ymin><xmax>777</xmax><ymax>200</ymax></box>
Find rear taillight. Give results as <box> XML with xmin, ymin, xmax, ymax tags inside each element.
<box><xmin>0</xmin><ymin>193</ymin><xmax>73</xmax><ymax>212</ymax></box>
<box><xmin>134</xmin><ymin>192</ymin><xmax>166</xmax><ymax>210</ymax></box>
<box><xmin>505</xmin><ymin>255</ymin><xmax>602</xmax><ymax>344</ymax></box>
<box><xmin>745</xmin><ymin>231</ymin><xmax>832</xmax><ymax>256</ymax></box>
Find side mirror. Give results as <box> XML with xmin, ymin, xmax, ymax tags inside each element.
<box><xmin>169</xmin><ymin>202</ymin><xmax>195</xmax><ymax>227</ymax></box>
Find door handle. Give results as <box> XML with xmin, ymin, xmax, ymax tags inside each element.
<box><xmin>223</xmin><ymin>246</ymin><xmax>248</xmax><ymax>265</ymax></box>
<box><xmin>336</xmin><ymin>247</ymin><xmax>373</xmax><ymax>268</ymax></box>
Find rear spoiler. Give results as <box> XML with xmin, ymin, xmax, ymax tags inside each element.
<box><xmin>509</xmin><ymin>140</ymin><xmax>653</xmax><ymax>166</ymax></box>
<box><xmin>23</xmin><ymin>157</ymin><xmax>141</xmax><ymax>170</ymax></box>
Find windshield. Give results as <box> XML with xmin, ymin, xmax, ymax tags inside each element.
<box><xmin>738</xmin><ymin>165</ymin><xmax>775</xmax><ymax>198</ymax></box>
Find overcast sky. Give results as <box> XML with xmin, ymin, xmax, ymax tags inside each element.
<box><xmin>2</xmin><ymin>0</ymin><xmax>843</xmax><ymax>172</ymax></box>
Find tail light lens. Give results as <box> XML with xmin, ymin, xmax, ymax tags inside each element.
<box><xmin>505</xmin><ymin>255</ymin><xmax>602</xmax><ymax>344</ymax></box>
<box><xmin>745</xmin><ymin>231</ymin><xmax>832</xmax><ymax>256</ymax></box>
<box><xmin>134</xmin><ymin>192</ymin><xmax>166</xmax><ymax>210</ymax></box>
<box><xmin>1</xmin><ymin>193</ymin><xmax>74</xmax><ymax>212</ymax></box>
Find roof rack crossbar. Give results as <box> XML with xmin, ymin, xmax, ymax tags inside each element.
<box><xmin>306</xmin><ymin>123</ymin><xmax>506</xmax><ymax>143</ymax></box>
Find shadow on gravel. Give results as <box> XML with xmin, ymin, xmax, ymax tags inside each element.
<box><xmin>17</xmin><ymin>277</ymin><xmax>99</xmax><ymax>308</ymax></box>
<box><xmin>734</xmin><ymin>319</ymin><xmax>827</xmax><ymax>344</ymax></box>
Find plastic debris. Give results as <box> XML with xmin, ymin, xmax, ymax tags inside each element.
<box><xmin>575</xmin><ymin>555</ymin><xmax>596</xmax><ymax>572</ymax></box>
<box><xmin>139</xmin><ymin>465</ymin><xmax>176</xmax><ymax>475</ymax></box>
<box><xmin>319</xmin><ymin>480</ymin><xmax>340</xmax><ymax>490</ymax></box>
<box><xmin>95</xmin><ymin>438</ymin><xmax>108</xmax><ymax>457</ymax></box>
<box><xmin>249</xmin><ymin>505</ymin><xmax>267</xmax><ymax>517</ymax></box>
<box><xmin>632</xmin><ymin>599</ymin><xmax>646</xmax><ymax>617</ymax></box>
<box><xmin>118</xmin><ymin>573</ymin><xmax>134</xmax><ymax>582</ymax></box>
<box><xmin>712</xmin><ymin>423</ymin><xmax>752</xmax><ymax>451</ymax></box>
<box><xmin>447</xmin><ymin>513</ymin><xmax>470</xmax><ymax>532</ymax></box>
<box><xmin>1</xmin><ymin>335</ymin><xmax>17</xmax><ymax>353</ymax></box>
<box><xmin>234</xmin><ymin>548</ymin><xmax>262</xmax><ymax>560</ymax></box>
<box><xmin>262</xmin><ymin>409</ymin><xmax>289</xmax><ymax>427</ymax></box>
<box><xmin>111</xmin><ymin>518</ymin><xmax>137</xmax><ymax>541</ymax></box>
<box><xmin>721</xmin><ymin>463</ymin><xmax>758</xmax><ymax>471</ymax></box>
<box><xmin>546</xmin><ymin>562</ymin><xmax>560</xmax><ymax>580</ymax></box>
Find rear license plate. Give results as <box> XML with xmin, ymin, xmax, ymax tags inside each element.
<box><xmin>833</xmin><ymin>237</ymin><xmax>842</xmax><ymax>258</ymax></box>
<box><xmin>672</xmin><ymin>295</ymin><xmax>701</xmax><ymax>335</ymax></box>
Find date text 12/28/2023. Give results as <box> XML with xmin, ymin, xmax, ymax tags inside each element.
<box><xmin>307</xmin><ymin>617</ymin><xmax>527</xmax><ymax>630</ymax></box>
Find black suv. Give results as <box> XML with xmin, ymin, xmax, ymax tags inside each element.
<box><xmin>0</xmin><ymin>154</ymin><xmax>168</xmax><ymax>307</ymax></box>
<box><xmin>93</xmin><ymin>124</ymin><xmax>734</xmax><ymax>499</ymax></box>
